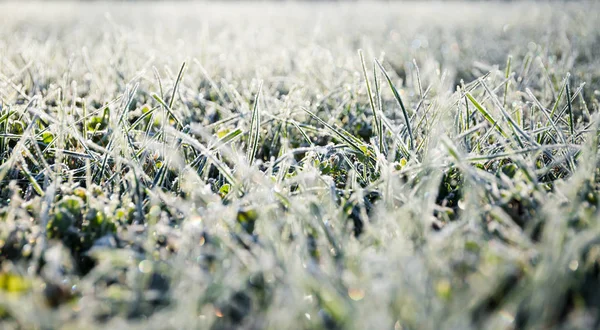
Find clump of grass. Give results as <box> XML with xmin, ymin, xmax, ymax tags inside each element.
<box><xmin>0</xmin><ymin>1</ymin><xmax>600</xmax><ymax>329</ymax></box>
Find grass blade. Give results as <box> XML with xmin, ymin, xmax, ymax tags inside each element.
<box><xmin>302</xmin><ymin>107</ymin><xmax>370</xmax><ymax>159</ymax></box>
<box><xmin>247</xmin><ymin>81</ymin><xmax>263</xmax><ymax>166</ymax></box>
<box><xmin>169</xmin><ymin>62</ymin><xmax>187</xmax><ymax>110</ymax></box>
<box><xmin>152</xmin><ymin>93</ymin><xmax>183</xmax><ymax>128</ymax></box>
<box><xmin>359</xmin><ymin>50</ymin><xmax>384</xmax><ymax>154</ymax></box>
<box><xmin>565</xmin><ymin>75</ymin><xmax>575</xmax><ymax>140</ymax></box>
<box><xmin>375</xmin><ymin>59</ymin><xmax>414</xmax><ymax>150</ymax></box>
<box><xmin>213</xmin><ymin>128</ymin><xmax>243</xmax><ymax>150</ymax></box>
<box><xmin>503</xmin><ymin>55</ymin><xmax>512</xmax><ymax>108</ymax></box>
<box><xmin>466</xmin><ymin>92</ymin><xmax>508</xmax><ymax>138</ymax></box>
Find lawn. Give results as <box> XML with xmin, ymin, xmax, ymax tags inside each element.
<box><xmin>0</xmin><ymin>1</ymin><xmax>600</xmax><ymax>329</ymax></box>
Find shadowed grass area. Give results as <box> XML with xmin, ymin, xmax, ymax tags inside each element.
<box><xmin>0</xmin><ymin>1</ymin><xmax>600</xmax><ymax>329</ymax></box>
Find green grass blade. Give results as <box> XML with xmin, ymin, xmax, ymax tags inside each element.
<box><xmin>503</xmin><ymin>55</ymin><xmax>512</xmax><ymax>108</ymax></box>
<box><xmin>128</xmin><ymin>106</ymin><xmax>159</xmax><ymax>132</ymax></box>
<box><xmin>565</xmin><ymin>76</ymin><xmax>575</xmax><ymax>140</ymax></box>
<box><xmin>466</xmin><ymin>92</ymin><xmax>508</xmax><ymax>138</ymax></box>
<box><xmin>359</xmin><ymin>50</ymin><xmax>383</xmax><ymax>154</ymax></box>
<box><xmin>212</xmin><ymin>128</ymin><xmax>243</xmax><ymax>151</ymax></box>
<box><xmin>247</xmin><ymin>81</ymin><xmax>262</xmax><ymax>166</ymax></box>
<box><xmin>152</xmin><ymin>93</ymin><xmax>183</xmax><ymax>128</ymax></box>
<box><xmin>169</xmin><ymin>62</ymin><xmax>187</xmax><ymax>110</ymax></box>
<box><xmin>302</xmin><ymin>107</ymin><xmax>365</xmax><ymax>156</ymax></box>
<box><xmin>375</xmin><ymin>59</ymin><xmax>414</xmax><ymax>150</ymax></box>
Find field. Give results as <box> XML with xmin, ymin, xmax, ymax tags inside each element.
<box><xmin>1</xmin><ymin>1</ymin><xmax>600</xmax><ymax>329</ymax></box>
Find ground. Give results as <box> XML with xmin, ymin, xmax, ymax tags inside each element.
<box><xmin>1</xmin><ymin>1</ymin><xmax>600</xmax><ymax>329</ymax></box>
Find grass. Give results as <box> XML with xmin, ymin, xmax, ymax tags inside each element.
<box><xmin>0</xmin><ymin>1</ymin><xmax>600</xmax><ymax>329</ymax></box>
